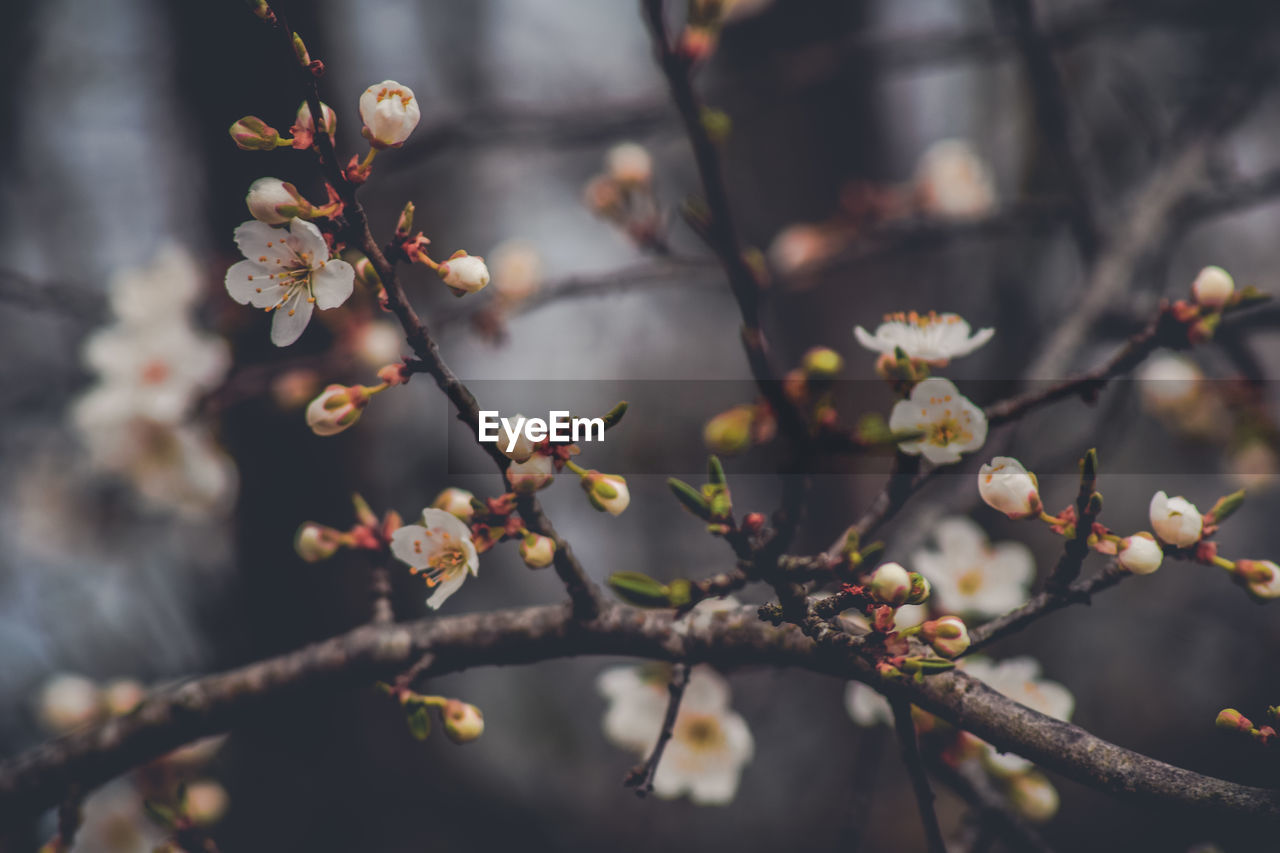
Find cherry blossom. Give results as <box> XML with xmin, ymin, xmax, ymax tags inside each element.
<box><xmin>889</xmin><ymin>377</ymin><xmax>988</xmax><ymax>465</ymax></box>
<box><xmin>855</xmin><ymin>311</ymin><xmax>994</xmax><ymax>364</ymax></box>
<box><xmin>390</xmin><ymin>508</ymin><xmax>480</xmax><ymax>610</ymax></box>
<box><xmin>910</xmin><ymin>516</ymin><xmax>1034</xmax><ymax>618</ymax></box>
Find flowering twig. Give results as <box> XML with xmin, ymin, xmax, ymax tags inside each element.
<box><xmin>889</xmin><ymin>698</ymin><xmax>948</xmax><ymax>853</ymax></box>
<box><xmin>966</xmin><ymin>565</ymin><xmax>1127</xmax><ymax>655</ymax></box>
<box><xmin>624</xmin><ymin>662</ymin><xmax>691</xmax><ymax>797</ymax></box>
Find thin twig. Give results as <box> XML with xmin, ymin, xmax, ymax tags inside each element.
<box><xmin>930</xmin><ymin>758</ymin><xmax>1057</xmax><ymax>853</ymax></box>
<box><xmin>966</xmin><ymin>565</ymin><xmax>1127</xmax><ymax>654</ymax></box>
<box><xmin>890</xmin><ymin>698</ymin><xmax>949</xmax><ymax>853</ymax></box>
<box><xmin>624</xmin><ymin>662</ymin><xmax>691</xmax><ymax>796</ymax></box>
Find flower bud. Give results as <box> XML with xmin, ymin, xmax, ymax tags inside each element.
<box><xmin>102</xmin><ymin>679</ymin><xmax>145</xmax><ymax>717</ymax></box>
<box><xmin>305</xmin><ymin>384</ymin><xmax>372</xmax><ymax>436</ymax></box>
<box><xmin>294</xmin><ymin>522</ymin><xmax>344</xmax><ymax>562</ymax></box>
<box><xmin>978</xmin><ymin>457</ymin><xmax>1042</xmax><ymax>519</ymax></box>
<box><xmin>703</xmin><ymin>405</ymin><xmax>755</xmax><ymax>455</ymax></box>
<box><xmin>921</xmin><ymin>615</ymin><xmax>970</xmax><ymax>658</ymax></box>
<box><xmin>1148</xmin><ymin>491</ymin><xmax>1203</xmax><ymax>547</ymax></box>
<box><xmin>441</xmin><ymin>699</ymin><xmax>485</xmax><ymax>744</ymax></box>
<box><xmin>1235</xmin><ymin>559</ymin><xmax>1280</xmax><ymax>600</ymax></box>
<box><xmin>906</xmin><ymin>572</ymin><xmax>932</xmax><ymax>605</ymax></box>
<box><xmin>229</xmin><ymin>115</ymin><xmax>280</xmax><ymax>150</ymax></box>
<box><xmin>519</xmin><ymin>533</ymin><xmax>556</xmax><ymax>568</ymax></box>
<box><xmin>431</xmin><ymin>487</ymin><xmax>477</xmax><ymax>523</ymax></box>
<box><xmin>801</xmin><ymin>346</ymin><xmax>844</xmax><ymax>379</ymax></box>
<box><xmin>1007</xmin><ymin>772</ymin><xmax>1059</xmax><ymax>822</ymax></box>
<box><xmin>869</xmin><ymin>562</ymin><xmax>911</xmax><ymax>607</ymax></box>
<box><xmin>605</xmin><ymin>141</ymin><xmax>653</xmax><ymax>186</ymax></box>
<box><xmin>583</xmin><ymin>472</ymin><xmax>630</xmax><ymax>516</ymax></box>
<box><xmin>245</xmin><ymin>177</ymin><xmax>312</xmax><ymax>224</ymax></box>
<box><xmin>497</xmin><ymin>414</ymin><xmax>536</xmax><ymax>463</ymax></box>
<box><xmin>1216</xmin><ymin>708</ymin><xmax>1253</xmax><ymax>732</ymax></box>
<box><xmin>295</xmin><ymin>99</ymin><xmax>337</xmax><ymax>143</ymax></box>
<box><xmin>1117</xmin><ymin>532</ymin><xmax>1163</xmax><ymax>575</ymax></box>
<box><xmin>506</xmin><ymin>454</ymin><xmax>554</xmax><ymax>494</ymax></box>
<box><xmin>184</xmin><ymin>780</ymin><xmax>230</xmax><ymax>826</ymax></box>
<box><xmin>35</xmin><ymin>674</ymin><xmax>101</xmax><ymax>734</ymax></box>
<box><xmin>438</xmin><ymin>252</ymin><xmax>491</xmax><ymax>296</ymax></box>
<box><xmin>359</xmin><ymin>80</ymin><xmax>421</xmax><ymax>149</ymax></box>
<box><xmin>1192</xmin><ymin>265</ymin><xmax>1234</xmax><ymax>309</ymax></box>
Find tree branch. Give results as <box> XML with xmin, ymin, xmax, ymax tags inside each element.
<box><xmin>890</xmin><ymin>698</ymin><xmax>948</xmax><ymax>853</ymax></box>
<box><xmin>624</xmin><ymin>662</ymin><xmax>690</xmax><ymax>796</ymax></box>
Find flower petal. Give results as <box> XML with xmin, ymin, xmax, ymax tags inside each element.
<box><xmin>269</xmin><ymin>289</ymin><xmax>315</xmax><ymax>347</ymax></box>
<box><xmin>225</xmin><ymin>260</ymin><xmax>276</xmax><ymax>306</ymax></box>
<box><xmin>233</xmin><ymin>220</ymin><xmax>289</xmax><ymax>262</ymax></box>
<box><xmin>390</xmin><ymin>524</ymin><xmax>430</xmax><ymax>569</ymax></box>
<box><xmin>311</xmin><ymin>259</ymin><xmax>355</xmax><ymax>309</ymax></box>
<box><xmin>425</xmin><ymin>571</ymin><xmax>467</xmax><ymax>610</ymax></box>
<box><xmin>286</xmin><ymin>217</ymin><xmax>329</xmax><ymax>261</ymax></box>
<box><xmin>853</xmin><ymin>326</ymin><xmax>887</xmax><ymax>354</ymax></box>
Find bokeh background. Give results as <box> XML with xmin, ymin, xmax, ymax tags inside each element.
<box><xmin>2</xmin><ymin>0</ymin><xmax>1280</xmax><ymax>850</ymax></box>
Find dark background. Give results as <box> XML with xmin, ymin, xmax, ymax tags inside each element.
<box><xmin>2</xmin><ymin>1</ymin><xmax>1280</xmax><ymax>850</ymax></box>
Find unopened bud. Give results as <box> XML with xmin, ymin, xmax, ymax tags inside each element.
<box><xmin>703</xmin><ymin>405</ymin><xmax>755</xmax><ymax>455</ymax></box>
<box><xmin>1216</xmin><ymin>708</ymin><xmax>1253</xmax><ymax>732</ymax></box>
<box><xmin>184</xmin><ymin>780</ymin><xmax>230</xmax><ymax>826</ymax></box>
<box><xmin>360</xmin><ymin>79</ymin><xmax>421</xmax><ymax>149</ymax></box>
<box><xmin>305</xmin><ymin>384</ymin><xmax>373</xmax><ymax>436</ymax></box>
<box><xmin>441</xmin><ymin>699</ymin><xmax>485</xmax><ymax>744</ymax></box>
<box><xmin>395</xmin><ymin>201</ymin><xmax>415</xmax><ymax>238</ymax></box>
<box><xmin>605</xmin><ymin>142</ymin><xmax>653</xmax><ymax>186</ymax></box>
<box><xmin>295</xmin><ymin>99</ymin><xmax>337</xmax><ymax>142</ymax></box>
<box><xmin>801</xmin><ymin>346</ymin><xmax>844</xmax><ymax>379</ymax></box>
<box><xmin>519</xmin><ymin>533</ymin><xmax>556</xmax><ymax>568</ymax></box>
<box><xmin>905</xmin><ymin>572</ymin><xmax>932</xmax><ymax>605</ymax></box>
<box><xmin>294</xmin><ymin>522</ymin><xmax>344</xmax><ymax>562</ymax></box>
<box><xmin>431</xmin><ymin>488</ymin><xmax>476</xmax><ymax>523</ymax></box>
<box><xmin>921</xmin><ymin>615</ymin><xmax>971</xmax><ymax>658</ymax></box>
<box><xmin>506</xmin><ymin>454</ymin><xmax>554</xmax><ymax>494</ymax></box>
<box><xmin>1116</xmin><ymin>532</ymin><xmax>1163</xmax><ymax>575</ymax></box>
<box><xmin>1192</xmin><ymin>265</ymin><xmax>1234</xmax><ymax>309</ymax></box>
<box><xmin>869</xmin><ymin>562</ymin><xmax>912</xmax><ymax>607</ymax></box>
<box><xmin>978</xmin><ymin>457</ymin><xmax>1042</xmax><ymax>519</ymax></box>
<box><xmin>229</xmin><ymin>116</ymin><xmax>280</xmax><ymax>151</ymax></box>
<box><xmin>582</xmin><ymin>471</ymin><xmax>630</xmax><ymax>516</ymax></box>
<box><xmin>35</xmin><ymin>674</ymin><xmax>101</xmax><ymax>734</ymax></box>
<box><xmin>438</xmin><ymin>252</ymin><xmax>491</xmax><ymax>296</ymax></box>
<box><xmin>1234</xmin><ymin>559</ymin><xmax>1280</xmax><ymax>600</ymax></box>
<box><xmin>245</xmin><ymin>177</ymin><xmax>313</xmax><ymax>224</ymax></box>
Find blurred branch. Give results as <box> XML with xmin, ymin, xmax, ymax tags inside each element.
<box><xmin>890</xmin><ymin>698</ymin><xmax>948</xmax><ymax>853</ymax></box>
<box><xmin>4</xmin><ymin>603</ymin><xmax>1280</xmax><ymax>824</ymax></box>
<box><xmin>930</xmin><ymin>758</ymin><xmax>1056</xmax><ymax>853</ymax></box>
<box><xmin>623</xmin><ymin>661</ymin><xmax>690</xmax><ymax>797</ymax></box>
<box><xmin>966</xmin><ymin>565</ymin><xmax>1128</xmax><ymax>654</ymax></box>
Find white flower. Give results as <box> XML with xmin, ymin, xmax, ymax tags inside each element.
<box><xmin>911</xmin><ymin>517</ymin><xmax>1033</xmax><ymax>618</ymax></box>
<box><xmin>869</xmin><ymin>561</ymin><xmax>911</xmax><ymax>606</ymax></box>
<box><xmin>489</xmin><ymin>239</ymin><xmax>542</xmax><ymax>303</ymax></box>
<box><xmin>1117</xmin><ymin>532</ymin><xmax>1163</xmax><ymax>575</ymax></box>
<box><xmin>1137</xmin><ymin>354</ymin><xmax>1202</xmax><ymax>413</ymax></box>
<box><xmin>438</xmin><ymin>253</ymin><xmax>491</xmax><ymax>295</ymax></box>
<box><xmin>81</xmin><ymin>324</ymin><xmax>230</xmax><ymax>425</ymax></box>
<box><xmin>245</xmin><ymin>177</ymin><xmax>310</xmax><ymax>224</ymax></box>
<box><xmin>106</xmin><ymin>244</ymin><xmax>201</xmax><ymax>325</ymax></box>
<box><xmin>889</xmin><ymin>377</ymin><xmax>988</xmax><ymax>465</ymax></box>
<box><xmin>1007</xmin><ymin>771</ymin><xmax>1060</xmax><ymax>822</ymax></box>
<box><xmin>390</xmin><ymin>508</ymin><xmax>479</xmax><ymax>610</ymax></box>
<box><xmin>844</xmin><ymin>682</ymin><xmax>892</xmax><ymax>728</ymax></box>
<box><xmin>224</xmin><ymin>218</ymin><xmax>355</xmax><ymax>347</ymax></box>
<box><xmin>597</xmin><ymin>664</ymin><xmax>754</xmax><ymax>805</ymax></box>
<box><xmin>497</xmin><ymin>414</ymin><xmax>536</xmax><ymax>462</ymax></box>
<box><xmin>767</xmin><ymin>223</ymin><xmax>835</xmax><ymax>276</ymax></box>
<box><xmin>359</xmin><ymin>80</ymin><xmax>421</xmax><ymax>148</ymax></box>
<box><xmin>1192</xmin><ymin>265</ymin><xmax>1234</xmax><ymax>309</ymax></box>
<box><xmin>854</xmin><ymin>311</ymin><xmax>994</xmax><ymax>364</ymax></box>
<box><xmin>35</xmin><ymin>674</ymin><xmax>101</xmax><ymax>734</ymax></box>
<box><xmin>519</xmin><ymin>533</ymin><xmax>556</xmax><ymax>568</ymax></box>
<box><xmin>1148</xmin><ymin>491</ymin><xmax>1203</xmax><ymax>548</ymax></box>
<box><xmin>353</xmin><ymin>320</ymin><xmax>405</xmax><ymax>368</ymax></box>
<box><xmin>606</xmin><ymin>141</ymin><xmax>653</xmax><ymax>186</ymax></box>
<box><xmin>506</xmin><ymin>453</ymin><xmax>555</xmax><ymax>493</ymax></box>
<box><xmin>431</xmin><ymin>487</ymin><xmax>477</xmax><ymax>523</ymax></box>
<box><xmin>914</xmin><ymin>139</ymin><xmax>997</xmax><ymax>220</ymax></box>
<box><xmin>977</xmin><ymin>457</ymin><xmax>1042</xmax><ymax>520</ymax></box>
<box><xmin>963</xmin><ymin>656</ymin><xmax>1073</xmax><ymax>776</ymax></box>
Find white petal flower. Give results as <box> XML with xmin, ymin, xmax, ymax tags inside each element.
<box><xmin>107</xmin><ymin>244</ymin><xmax>201</xmax><ymax>325</ymax></box>
<box><xmin>854</xmin><ymin>311</ymin><xmax>994</xmax><ymax>364</ymax></box>
<box><xmin>674</xmin><ymin>595</ymin><xmax>745</xmax><ymax>637</ymax></box>
<box><xmin>1137</xmin><ymin>354</ymin><xmax>1203</xmax><ymax>414</ymax></box>
<box><xmin>977</xmin><ymin>457</ymin><xmax>1042</xmax><ymax>520</ymax></box>
<box><xmin>35</xmin><ymin>674</ymin><xmax>101</xmax><ymax>734</ymax></box>
<box><xmin>605</xmin><ymin>141</ymin><xmax>653</xmax><ymax>186</ymax></box>
<box><xmin>1148</xmin><ymin>491</ymin><xmax>1203</xmax><ymax>548</ymax></box>
<box><xmin>914</xmin><ymin>139</ymin><xmax>997</xmax><ymax>220</ymax></box>
<box><xmin>390</xmin><ymin>508</ymin><xmax>479</xmax><ymax>610</ymax></box>
<box><xmin>597</xmin><ymin>664</ymin><xmax>753</xmax><ymax>805</ymax></box>
<box><xmin>224</xmin><ymin>218</ymin><xmax>354</xmax><ymax>347</ymax></box>
<box><xmin>911</xmin><ymin>517</ymin><xmax>1033</xmax><ymax>618</ymax></box>
<box><xmin>844</xmin><ymin>682</ymin><xmax>893</xmax><ymax>727</ymax></box>
<box><xmin>889</xmin><ymin>377</ymin><xmax>988</xmax><ymax>465</ymax></box>
<box><xmin>81</xmin><ymin>324</ymin><xmax>230</xmax><ymax>424</ymax></box>
<box><xmin>359</xmin><ymin>80</ymin><xmax>421</xmax><ymax>148</ymax></box>
<box><xmin>963</xmin><ymin>656</ymin><xmax>1073</xmax><ymax>776</ymax></box>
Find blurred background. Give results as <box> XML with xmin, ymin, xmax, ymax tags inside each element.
<box><xmin>2</xmin><ymin>0</ymin><xmax>1280</xmax><ymax>850</ymax></box>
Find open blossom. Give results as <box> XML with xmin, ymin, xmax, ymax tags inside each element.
<box><xmin>911</xmin><ymin>517</ymin><xmax>1033</xmax><ymax>618</ymax></box>
<box><xmin>106</xmin><ymin>244</ymin><xmax>201</xmax><ymax>325</ymax></box>
<box><xmin>224</xmin><ymin>218</ymin><xmax>355</xmax><ymax>347</ymax></box>
<box><xmin>81</xmin><ymin>324</ymin><xmax>230</xmax><ymax>425</ymax></box>
<box><xmin>978</xmin><ymin>457</ymin><xmax>1042</xmax><ymax>519</ymax></box>
<box><xmin>1148</xmin><ymin>491</ymin><xmax>1203</xmax><ymax>547</ymax></box>
<box><xmin>390</xmin><ymin>508</ymin><xmax>479</xmax><ymax>610</ymax></box>
<box><xmin>598</xmin><ymin>664</ymin><xmax>754</xmax><ymax>805</ymax></box>
<box><xmin>359</xmin><ymin>80</ymin><xmax>421</xmax><ymax>148</ymax></box>
<box><xmin>914</xmin><ymin>138</ymin><xmax>997</xmax><ymax>220</ymax></box>
<box><xmin>889</xmin><ymin>377</ymin><xmax>987</xmax><ymax>465</ymax></box>
<box><xmin>854</xmin><ymin>311</ymin><xmax>994</xmax><ymax>364</ymax></box>
<box><xmin>964</xmin><ymin>656</ymin><xmax>1074</xmax><ymax>776</ymax></box>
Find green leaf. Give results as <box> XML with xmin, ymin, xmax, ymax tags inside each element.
<box><xmin>707</xmin><ymin>455</ymin><xmax>726</xmax><ymax>486</ymax></box>
<box><xmin>668</xmin><ymin>478</ymin><xmax>711</xmax><ymax>519</ymax></box>
<box><xmin>602</xmin><ymin>401</ymin><xmax>629</xmax><ymax>430</ymax></box>
<box><xmin>608</xmin><ymin>571</ymin><xmax>672</xmax><ymax>608</ymax></box>
<box><xmin>406</xmin><ymin>704</ymin><xmax>432</xmax><ymax>740</ymax></box>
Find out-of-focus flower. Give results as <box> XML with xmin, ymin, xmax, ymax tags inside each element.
<box><xmin>1117</xmin><ymin>532</ymin><xmax>1163</xmax><ymax>575</ymax></box>
<box><xmin>674</xmin><ymin>595</ymin><xmax>744</xmax><ymax>636</ymax></box>
<box><xmin>489</xmin><ymin>239</ymin><xmax>542</xmax><ymax>303</ymax></box>
<box><xmin>70</xmin><ymin>781</ymin><xmax>166</xmax><ymax>853</ymax></box>
<box><xmin>102</xmin><ymin>679</ymin><xmax>145</xmax><ymax>717</ymax></box>
<box><xmin>506</xmin><ymin>454</ymin><xmax>555</xmax><ymax>493</ymax></box>
<box><xmin>913</xmin><ymin>139</ymin><xmax>997</xmax><ymax>220</ymax></box>
<box><xmin>605</xmin><ymin>141</ymin><xmax>653</xmax><ymax>186</ymax></box>
<box><xmin>390</xmin><ymin>508</ymin><xmax>480</xmax><ymax>610</ymax></box>
<box><xmin>184</xmin><ymin>779</ymin><xmax>230</xmax><ymax>826</ymax></box>
<box><xmin>598</xmin><ymin>664</ymin><xmax>754</xmax><ymax>805</ymax></box>
<box><xmin>359</xmin><ymin>80</ymin><xmax>421</xmax><ymax>148</ymax></box>
<box><xmin>977</xmin><ymin>457</ymin><xmax>1043</xmax><ymax>520</ymax></box>
<box><xmin>35</xmin><ymin>674</ymin><xmax>101</xmax><ymax>734</ymax></box>
<box><xmin>105</xmin><ymin>245</ymin><xmax>201</xmax><ymax>325</ymax></box>
<box><xmin>844</xmin><ymin>682</ymin><xmax>893</xmax><ymax>727</ymax></box>
<box><xmin>294</xmin><ymin>522</ymin><xmax>344</xmax><ymax>562</ymax></box>
<box><xmin>224</xmin><ymin>218</ymin><xmax>355</xmax><ymax>347</ymax></box>
<box><xmin>767</xmin><ymin>223</ymin><xmax>838</xmax><ymax>277</ymax></box>
<box><xmin>352</xmin><ymin>320</ymin><xmax>404</xmax><ymax>369</ymax></box>
<box><xmin>80</xmin><ymin>325</ymin><xmax>229</xmax><ymax>426</ymax></box>
<box><xmin>1191</xmin><ymin>265</ymin><xmax>1234</xmax><ymax>309</ymax></box>
<box><xmin>1149</xmin><ymin>491</ymin><xmax>1203</xmax><ymax>548</ymax></box>
<box><xmin>1137</xmin><ymin>354</ymin><xmax>1203</xmax><ymax>414</ymax></box>
<box><xmin>964</xmin><ymin>656</ymin><xmax>1073</xmax><ymax>776</ymax></box>
<box><xmin>854</xmin><ymin>311</ymin><xmax>994</xmax><ymax>364</ymax></box>
<box><xmin>1006</xmin><ymin>771</ymin><xmax>1060</xmax><ymax>822</ymax></box>
<box><xmin>1229</xmin><ymin>441</ymin><xmax>1279</xmax><ymax>492</ymax></box>
<box><xmin>438</xmin><ymin>252</ymin><xmax>491</xmax><ymax>296</ymax></box>
<box><xmin>441</xmin><ymin>699</ymin><xmax>485</xmax><ymax>744</ymax></box>
<box><xmin>911</xmin><ymin>517</ymin><xmax>1033</xmax><ymax>618</ymax></box>
<box><xmin>889</xmin><ymin>377</ymin><xmax>988</xmax><ymax>465</ymax></box>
